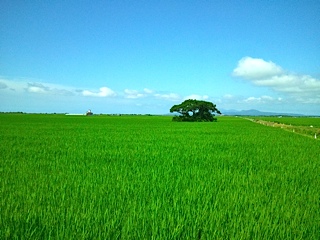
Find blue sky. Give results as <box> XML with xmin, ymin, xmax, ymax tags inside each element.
<box><xmin>1</xmin><ymin>0</ymin><xmax>319</xmax><ymax>114</ymax></box>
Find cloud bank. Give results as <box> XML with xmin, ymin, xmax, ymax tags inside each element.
<box><xmin>0</xmin><ymin>78</ymin><xmax>195</xmax><ymax>103</ymax></box>
<box><xmin>233</xmin><ymin>57</ymin><xmax>320</xmax><ymax>103</ymax></box>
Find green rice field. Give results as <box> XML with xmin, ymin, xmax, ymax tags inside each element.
<box><xmin>1</xmin><ymin>114</ymin><xmax>319</xmax><ymax>239</ymax></box>
<box><xmin>251</xmin><ymin>116</ymin><xmax>320</xmax><ymax>139</ymax></box>
<box><xmin>252</xmin><ymin>116</ymin><xmax>320</xmax><ymax>128</ymax></box>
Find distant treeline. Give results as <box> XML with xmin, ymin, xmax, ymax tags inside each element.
<box><xmin>0</xmin><ymin>112</ymin><xmax>25</xmax><ymax>114</ymax></box>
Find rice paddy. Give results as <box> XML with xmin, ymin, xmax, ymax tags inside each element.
<box><xmin>1</xmin><ymin>114</ymin><xmax>319</xmax><ymax>239</ymax></box>
<box><xmin>250</xmin><ymin>116</ymin><xmax>320</xmax><ymax>139</ymax></box>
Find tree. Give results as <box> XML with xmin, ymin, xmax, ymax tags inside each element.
<box><xmin>170</xmin><ymin>99</ymin><xmax>221</xmax><ymax>122</ymax></box>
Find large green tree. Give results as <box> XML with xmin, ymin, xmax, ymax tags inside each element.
<box><xmin>170</xmin><ymin>99</ymin><xmax>221</xmax><ymax>122</ymax></box>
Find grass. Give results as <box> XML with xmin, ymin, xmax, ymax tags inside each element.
<box><xmin>1</xmin><ymin>114</ymin><xmax>319</xmax><ymax>239</ymax></box>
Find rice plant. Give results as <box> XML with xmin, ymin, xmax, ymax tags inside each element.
<box><xmin>1</xmin><ymin>114</ymin><xmax>319</xmax><ymax>239</ymax></box>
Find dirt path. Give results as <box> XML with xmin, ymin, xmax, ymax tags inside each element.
<box><xmin>243</xmin><ymin>117</ymin><xmax>320</xmax><ymax>140</ymax></box>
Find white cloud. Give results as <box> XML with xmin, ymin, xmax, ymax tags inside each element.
<box><xmin>124</xmin><ymin>89</ymin><xmax>145</xmax><ymax>98</ymax></box>
<box><xmin>223</xmin><ymin>94</ymin><xmax>234</xmax><ymax>99</ymax></box>
<box><xmin>242</xmin><ymin>95</ymin><xmax>282</xmax><ymax>104</ymax></box>
<box><xmin>184</xmin><ymin>94</ymin><xmax>209</xmax><ymax>100</ymax></box>
<box><xmin>233</xmin><ymin>57</ymin><xmax>320</xmax><ymax>103</ymax></box>
<box><xmin>143</xmin><ymin>88</ymin><xmax>153</xmax><ymax>94</ymax></box>
<box><xmin>82</xmin><ymin>87</ymin><xmax>116</xmax><ymax>97</ymax></box>
<box><xmin>243</xmin><ymin>97</ymin><xmax>259</xmax><ymax>103</ymax></box>
<box><xmin>27</xmin><ymin>83</ymin><xmax>49</xmax><ymax>93</ymax></box>
<box><xmin>261</xmin><ymin>95</ymin><xmax>273</xmax><ymax>101</ymax></box>
<box><xmin>233</xmin><ymin>57</ymin><xmax>283</xmax><ymax>80</ymax></box>
<box><xmin>22</xmin><ymin>82</ymin><xmax>73</xmax><ymax>95</ymax></box>
<box><xmin>154</xmin><ymin>93</ymin><xmax>181</xmax><ymax>101</ymax></box>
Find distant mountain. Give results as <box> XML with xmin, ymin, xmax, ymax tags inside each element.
<box><xmin>221</xmin><ymin>109</ymin><xmax>305</xmax><ymax>116</ymax></box>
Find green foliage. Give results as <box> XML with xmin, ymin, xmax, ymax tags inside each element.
<box><xmin>170</xmin><ymin>99</ymin><xmax>221</xmax><ymax>122</ymax></box>
<box><xmin>1</xmin><ymin>115</ymin><xmax>320</xmax><ymax>239</ymax></box>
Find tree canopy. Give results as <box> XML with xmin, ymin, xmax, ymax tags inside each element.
<box><xmin>170</xmin><ymin>99</ymin><xmax>221</xmax><ymax>122</ymax></box>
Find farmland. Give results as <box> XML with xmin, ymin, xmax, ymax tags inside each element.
<box><xmin>1</xmin><ymin>114</ymin><xmax>319</xmax><ymax>239</ymax></box>
<box><xmin>251</xmin><ymin>116</ymin><xmax>320</xmax><ymax>128</ymax></box>
<box><xmin>250</xmin><ymin>116</ymin><xmax>320</xmax><ymax>139</ymax></box>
